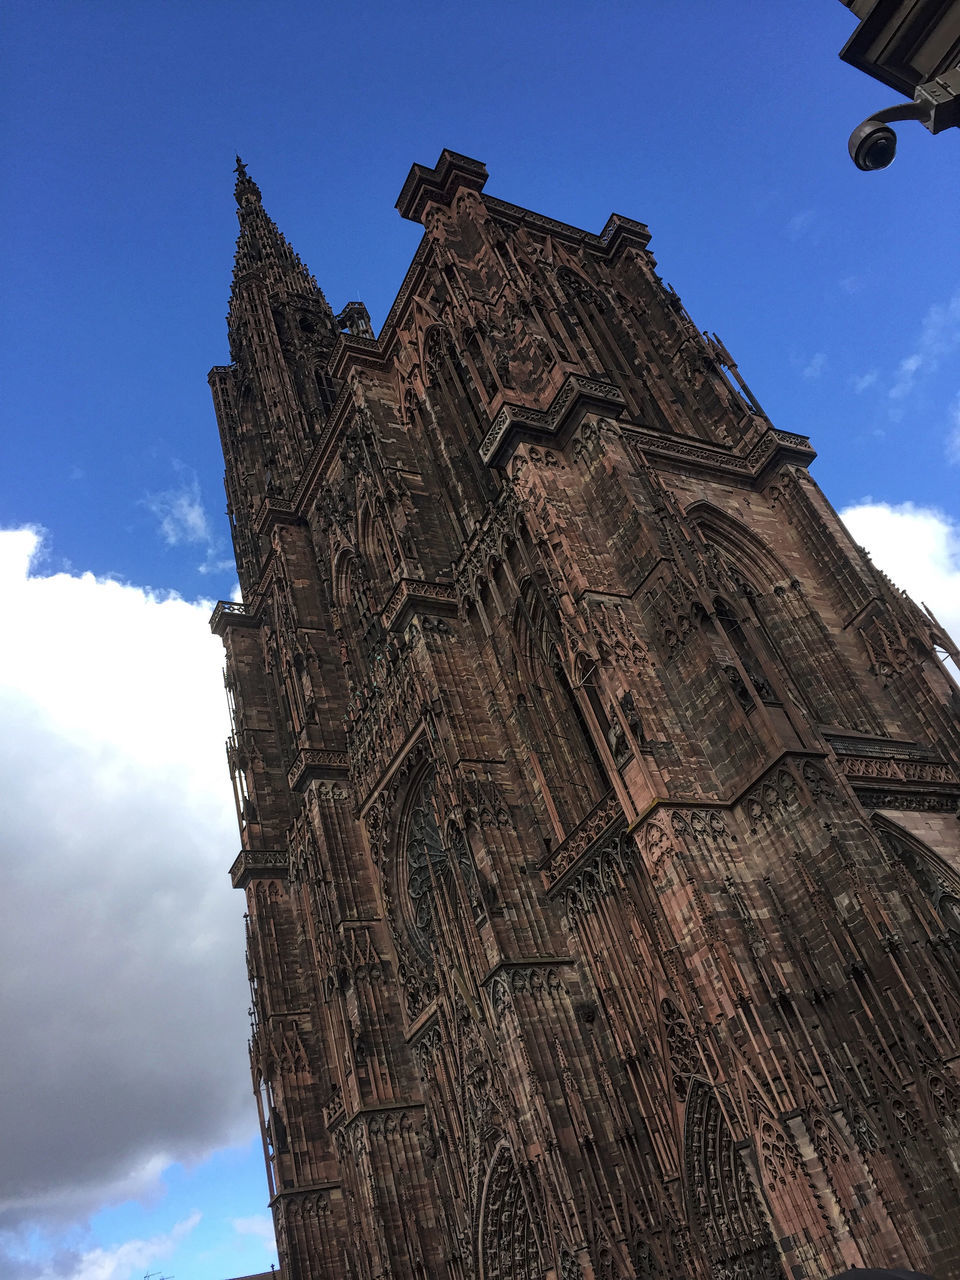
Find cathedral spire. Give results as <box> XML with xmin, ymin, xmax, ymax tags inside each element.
<box><xmin>229</xmin><ymin>158</ymin><xmax>331</xmax><ymax>316</ymax></box>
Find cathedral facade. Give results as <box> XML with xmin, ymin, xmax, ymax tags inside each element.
<box><xmin>208</xmin><ymin>151</ymin><xmax>960</xmax><ymax>1280</ymax></box>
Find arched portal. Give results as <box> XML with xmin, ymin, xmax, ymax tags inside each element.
<box><xmin>477</xmin><ymin>1142</ymin><xmax>545</xmax><ymax>1280</ymax></box>
<box><xmin>684</xmin><ymin>1083</ymin><xmax>785</xmax><ymax>1280</ymax></box>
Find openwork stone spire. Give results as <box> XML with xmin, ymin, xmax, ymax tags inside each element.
<box><xmin>229</xmin><ymin>156</ymin><xmax>331</xmax><ymax>313</ymax></box>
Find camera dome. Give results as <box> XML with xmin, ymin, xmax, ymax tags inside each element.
<box><xmin>849</xmin><ymin>120</ymin><xmax>898</xmax><ymax>170</ymax></box>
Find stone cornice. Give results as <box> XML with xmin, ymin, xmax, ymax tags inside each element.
<box><xmin>625</xmin><ymin>423</ymin><xmax>816</xmax><ymax>485</ymax></box>
<box><xmin>540</xmin><ymin>741</ymin><xmax>959</xmax><ymax>894</ymax></box>
<box><xmin>269</xmin><ymin>1180</ymin><xmax>342</xmax><ymax>1211</ymax></box>
<box><xmin>480</xmin><ymin>956</ymin><xmax>575</xmax><ymax>988</ymax></box>
<box><xmin>326</xmin><ymin>330</ymin><xmax>389</xmax><ymax>375</ymax></box>
<box><xmin>396</xmin><ymin>150</ymin><xmax>489</xmax><ymax>223</ymax></box>
<box><xmin>824</xmin><ymin>732</ymin><xmax>942</xmax><ymax>762</ymax></box>
<box><xmin>539</xmin><ymin>791</ymin><xmax>625</xmax><ymax>889</ymax></box>
<box><xmin>479</xmin><ymin>373</ymin><xmax>626</xmax><ymax>466</ymax></box>
<box><xmin>839</xmin><ymin>755</ymin><xmax>959</xmax><ymax>789</ymax></box>
<box><xmin>253</xmin><ymin>495</ymin><xmax>301</xmax><ymax>536</ymax></box>
<box><xmin>330</xmin><ymin>1099</ymin><xmax>427</xmax><ymax>1136</ymax></box>
<box><xmin>484</xmin><ymin>195</ymin><xmax>652</xmax><ymax>254</ymax></box>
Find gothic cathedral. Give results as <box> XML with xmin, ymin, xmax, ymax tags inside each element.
<box><xmin>208</xmin><ymin>151</ymin><xmax>960</xmax><ymax>1280</ymax></box>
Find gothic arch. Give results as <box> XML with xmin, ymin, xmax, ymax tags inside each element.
<box><xmin>683</xmin><ymin>1082</ymin><xmax>785</xmax><ymax>1280</ymax></box>
<box><xmin>395</xmin><ymin>764</ymin><xmax>447</xmax><ymax>959</ymax></box>
<box><xmin>420</xmin><ymin>321</ymin><xmax>495</xmax><ymax>500</ymax></box>
<box><xmin>477</xmin><ymin>1141</ymin><xmax>545</xmax><ymax>1280</ymax></box>
<box><xmin>660</xmin><ymin>997</ymin><xmax>700</xmax><ymax>1099</ymax></box>
<box><xmin>422</xmin><ymin>323</ymin><xmax>455</xmax><ymax>381</ymax></box>
<box><xmin>357</xmin><ymin>496</ymin><xmax>397</xmax><ymax>599</ymax></box>
<box><xmin>873</xmin><ymin>814</ymin><xmax>960</xmax><ymax>938</ymax></box>
<box><xmin>513</xmin><ymin>575</ymin><xmax>560</xmax><ymax>665</ymax></box>
<box><xmin>356</xmin><ymin>497</ymin><xmax>376</xmax><ymax>560</ymax></box>
<box><xmin>388</xmin><ymin>763</ymin><xmax>478</xmax><ymax>966</ymax></box>
<box><xmin>685</xmin><ymin>501</ymin><xmax>791</xmax><ymax>594</ymax></box>
<box><xmin>556</xmin><ymin>263</ymin><xmax>605</xmax><ymax>309</ymax></box>
<box><xmin>332</xmin><ymin>545</ymin><xmax>358</xmax><ymax>613</ymax></box>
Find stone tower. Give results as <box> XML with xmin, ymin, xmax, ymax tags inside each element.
<box><xmin>208</xmin><ymin>151</ymin><xmax>960</xmax><ymax>1280</ymax></box>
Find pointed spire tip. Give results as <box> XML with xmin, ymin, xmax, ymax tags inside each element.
<box><xmin>234</xmin><ymin>155</ymin><xmax>261</xmax><ymax>208</ymax></box>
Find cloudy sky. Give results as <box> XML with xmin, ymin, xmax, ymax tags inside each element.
<box><xmin>1</xmin><ymin>2</ymin><xmax>959</xmax><ymax>1278</ymax></box>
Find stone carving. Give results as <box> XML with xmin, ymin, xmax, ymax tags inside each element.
<box><xmin>684</xmin><ymin>1084</ymin><xmax>786</xmax><ymax>1280</ymax></box>
<box><xmin>486</xmin><ymin>963</ymin><xmax>568</xmax><ymax>1020</ymax></box>
<box><xmin>478</xmin><ymin>1143</ymin><xmax>545</xmax><ymax>1280</ymax></box>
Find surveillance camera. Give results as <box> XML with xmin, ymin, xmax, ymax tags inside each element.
<box><xmin>848</xmin><ymin>119</ymin><xmax>898</xmax><ymax>170</ymax></box>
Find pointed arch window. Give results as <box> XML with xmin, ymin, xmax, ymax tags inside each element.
<box><xmin>713</xmin><ymin>596</ymin><xmax>779</xmax><ymax>707</ymax></box>
<box><xmin>513</xmin><ymin>581</ymin><xmax>611</xmax><ymax>830</ymax></box>
<box><xmin>876</xmin><ymin>819</ymin><xmax>960</xmax><ymax>942</ymax></box>
<box><xmin>423</xmin><ymin>324</ymin><xmax>496</xmax><ymax>506</ymax></box>
<box><xmin>314</xmin><ymin>369</ymin><xmax>339</xmax><ymax>417</ymax></box>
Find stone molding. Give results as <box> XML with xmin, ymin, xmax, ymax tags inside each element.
<box><xmin>625</xmin><ymin>424</ymin><xmax>816</xmax><ymax>485</ymax></box>
<box><xmin>479</xmin><ymin>373</ymin><xmax>625</xmax><ymax>466</ymax></box>
<box><xmin>209</xmin><ymin>599</ymin><xmax>257</xmax><ymax>636</ymax></box>
<box><xmin>396</xmin><ymin>149</ymin><xmax>489</xmax><ymax>223</ymax></box>
<box><xmin>539</xmin><ymin>790</ymin><xmax>625</xmax><ymax>888</ymax></box>
<box><xmin>825</xmin><ymin>732</ymin><xmax>942</xmax><ymax>761</ymax></box>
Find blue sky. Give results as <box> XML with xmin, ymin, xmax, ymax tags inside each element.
<box><xmin>1</xmin><ymin>3</ymin><xmax>958</xmax><ymax>1279</ymax></box>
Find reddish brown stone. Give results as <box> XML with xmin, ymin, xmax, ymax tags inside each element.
<box><xmin>209</xmin><ymin>152</ymin><xmax>960</xmax><ymax>1280</ymax></box>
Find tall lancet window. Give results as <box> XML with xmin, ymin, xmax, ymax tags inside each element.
<box><xmin>513</xmin><ymin>581</ymin><xmax>610</xmax><ymax>832</ymax></box>
<box><xmin>714</xmin><ymin>596</ymin><xmax>780</xmax><ymax>707</ymax></box>
<box><xmin>424</xmin><ymin>324</ymin><xmax>497</xmax><ymax>506</ymax></box>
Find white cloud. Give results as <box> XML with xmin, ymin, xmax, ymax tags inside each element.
<box><xmin>888</xmin><ymin>290</ymin><xmax>960</xmax><ymax>402</ymax></box>
<box><xmin>785</xmin><ymin>209</ymin><xmax>816</xmax><ymax>242</ymax></box>
<box><xmin>802</xmin><ymin>352</ymin><xmax>827</xmax><ymax>380</ymax></box>
<box><xmin>839</xmin><ymin>502</ymin><xmax>960</xmax><ymax>662</ymax></box>
<box><xmin>0</xmin><ymin>529</ymin><xmax>252</xmax><ymax>1245</ymax></box>
<box><xmin>144</xmin><ymin>469</ymin><xmax>212</xmax><ymax>547</ymax></box>
<box><xmin>231</xmin><ymin>1214</ymin><xmax>277</xmax><ymax>1250</ymax></box>
<box><xmin>946</xmin><ymin>391</ymin><xmax>960</xmax><ymax>465</ymax></box>
<box><xmin>26</xmin><ymin>1212</ymin><xmax>201</xmax><ymax>1280</ymax></box>
<box><xmin>852</xmin><ymin>370</ymin><xmax>878</xmax><ymax>394</ymax></box>
<box><xmin>143</xmin><ymin>466</ymin><xmax>233</xmax><ymax>575</ymax></box>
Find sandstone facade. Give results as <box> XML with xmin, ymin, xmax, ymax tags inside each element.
<box><xmin>209</xmin><ymin>151</ymin><xmax>960</xmax><ymax>1280</ymax></box>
